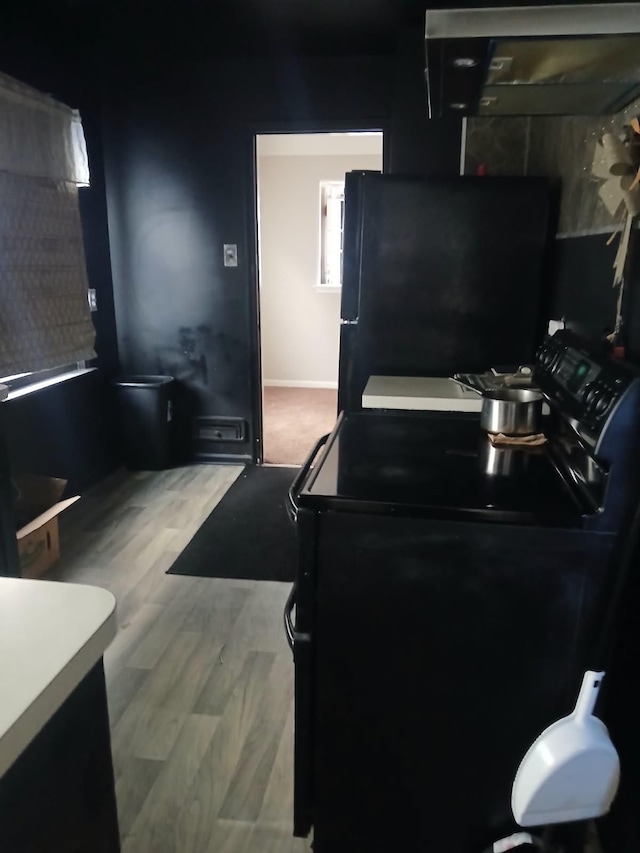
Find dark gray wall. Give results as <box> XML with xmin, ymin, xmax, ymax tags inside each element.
<box><xmin>388</xmin><ymin>28</ymin><xmax>462</xmax><ymax>176</ymax></box>
<box><xmin>4</xmin><ymin>372</ymin><xmax>121</xmax><ymax>494</ymax></box>
<box><xmin>622</xmin><ymin>234</ymin><xmax>640</xmax><ymax>365</ymax></box>
<box><xmin>101</xmin><ymin>46</ymin><xmax>462</xmax><ymax>462</ymax></box>
<box><xmin>0</xmin><ymin>23</ymin><xmax>122</xmax><ymax>492</ymax></box>
<box><xmin>548</xmin><ymin>235</ymin><xmax>621</xmax><ymax>342</ymax></box>
<box><xmin>545</xmin><ymin>232</ymin><xmax>640</xmax><ymax>364</ymax></box>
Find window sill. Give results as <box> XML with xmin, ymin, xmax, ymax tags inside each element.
<box><xmin>314</xmin><ymin>285</ymin><xmax>342</xmax><ymax>294</ymax></box>
<box><xmin>2</xmin><ymin>368</ymin><xmax>97</xmax><ymax>402</ymax></box>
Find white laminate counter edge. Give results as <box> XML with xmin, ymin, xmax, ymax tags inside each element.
<box><xmin>0</xmin><ymin>580</ymin><xmax>117</xmax><ymax>778</ymax></box>
<box><xmin>362</xmin><ymin>376</ymin><xmax>483</xmax><ymax>412</ymax></box>
<box><xmin>363</xmin><ymin>392</ymin><xmax>482</xmax><ymax>412</ymax></box>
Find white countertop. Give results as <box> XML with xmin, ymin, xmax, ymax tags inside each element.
<box><xmin>0</xmin><ymin>579</ymin><xmax>117</xmax><ymax>778</ymax></box>
<box><xmin>362</xmin><ymin>376</ymin><xmax>483</xmax><ymax>412</ymax></box>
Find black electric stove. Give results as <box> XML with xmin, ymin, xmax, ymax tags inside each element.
<box><xmin>300</xmin><ymin>411</ymin><xmax>589</xmax><ymax>527</ymax></box>
<box><xmin>286</xmin><ymin>331</ymin><xmax>640</xmax><ymax>853</ymax></box>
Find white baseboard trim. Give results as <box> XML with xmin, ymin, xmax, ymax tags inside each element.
<box><xmin>264</xmin><ymin>379</ymin><xmax>338</xmax><ymax>390</ymax></box>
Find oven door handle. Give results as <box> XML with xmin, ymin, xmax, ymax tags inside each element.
<box><xmin>286</xmin><ymin>433</ymin><xmax>329</xmax><ymax>524</ymax></box>
<box><xmin>284</xmin><ymin>583</ymin><xmax>312</xmax><ymax>653</ymax></box>
<box><xmin>284</xmin><ymin>583</ymin><xmax>296</xmax><ymax>651</ymax></box>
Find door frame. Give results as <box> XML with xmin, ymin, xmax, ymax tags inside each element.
<box><xmin>246</xmin><ymin>120</ymin><xmax>388</xmax><ymax>464</ymax></box>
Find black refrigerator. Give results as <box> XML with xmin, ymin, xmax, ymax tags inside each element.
<box><xmin>338</xmin><ymin>172</ymin><xmax>552</xmax><ymax>412</ymax></box>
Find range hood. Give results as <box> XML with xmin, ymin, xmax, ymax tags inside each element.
<box><xmin>425</xmin><ymin>4</ymin><xmax>640</xmax><ymax>117</ymax></box>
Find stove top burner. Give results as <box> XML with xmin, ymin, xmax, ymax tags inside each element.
<box><xmin>304</xmin><ymin>412</ymin><xmax>588</xmax><ymax>527</ymax></box>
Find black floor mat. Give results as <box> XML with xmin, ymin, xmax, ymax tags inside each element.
<box><xmin>166</xmin><ymin>465</ymin><xmax>298</xmax><ymax>582</ymax></box>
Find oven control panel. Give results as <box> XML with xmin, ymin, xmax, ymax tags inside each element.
<box><xmin>536</xmin><ymin>331</ymin><xmax>640</xmax><ymax>532</ymax></box>
<box><xmin>535</xmin><ymin>331</ymin><xmax>636</xmax><ymax>431</ymax></box>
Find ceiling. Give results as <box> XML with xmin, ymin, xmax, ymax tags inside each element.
<box><xmin>3</xmin><ymin>0</ymin><xmax>616</xmax><ymax>59</ymax></box>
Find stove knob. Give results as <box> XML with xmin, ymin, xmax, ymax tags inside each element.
<box><xmin>596</xmin><ymin>390</ymin><xmax>613</xmax><ymax>416</ymax></box>
<box><xmin>583</xmin><ymin>383</ymin><xmax>598</xmax><ymax>408</ymax></box>
<box><xmin>536</xmin><ymin>344</ymin><xmax>555</xmax><ymax>370</ymax></box>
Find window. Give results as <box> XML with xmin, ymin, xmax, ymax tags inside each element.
<box><xmin>319</xmin><ymin>180</ymin><xmax>345</xmax><ymax>288</ymax></box>
<box><xmin>0</xmin><ymin>72</ymin><xmax>95</xmax><ymax>384</ymax></box>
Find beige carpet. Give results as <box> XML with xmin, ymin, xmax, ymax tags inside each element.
<box><xmin>263</xmin><ymin>386</ymin><xmax>337</xmax><ymax>465</ymax></box>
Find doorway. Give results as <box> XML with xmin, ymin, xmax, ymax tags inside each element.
<box><xmin>255</xmin><ymin>131</ymin><xmax>383</xmax><ymax>464</ymax></box>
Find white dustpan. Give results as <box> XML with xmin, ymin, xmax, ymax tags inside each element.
<box><xmin>512</xmin><ymin>670</ymin><xmax>620</xmax><ymax>826</ymax></box>
<box><xmin>512</xmin><ymin>500</ymin><xmax>640</xmax><ymax>828</ymax></box>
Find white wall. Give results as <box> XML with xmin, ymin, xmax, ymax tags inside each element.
<box><xmin>257</xmin><ymin>136</ymin><xmax>382</xmax><ymax>388</ymax></box>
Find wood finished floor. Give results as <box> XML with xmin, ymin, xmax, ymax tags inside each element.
<box><xmin>51</xmin><ymin>464</ymin><xmax>312</xmax><ymax>853</ymax></box>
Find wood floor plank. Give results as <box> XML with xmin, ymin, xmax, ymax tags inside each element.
<box><xmin>174</xmin><ymin>652</ymin><xmax>277</xmax><ymax>852</ymax></box>
<box><xmin>111</xmin><ymin>555</ymin><xmax>178</xmax><ymax>628</ymax></box>
<box><xmin>51</xmin><ymin>464</ymin><xmax>305</xmax><ymax>853</ymax></box>
<box><xmin>258</xmin><ymin>697</ymin><xmax>296</xmax><ymax>826</ymax></box>
<box><xmin>90</xmin><ymin>533</ymin><xmax>180</xmax><ymax>608</ymax></box>
<box><xmin>123</xmin><ymin>630</ymin><xmax>202</xmax><ymax>711</ymax></box>
<box><xmin>117</xmin><ymin>551</ymin><xmax>189</xmax><ymax>613</ymax></box>
<box><xmin>119</xmin><ymin>473</ymin><xmax>174</xmax><ymax>508</ymax></box>
<box><xmin>60</xmin><ymin>469</ymin><xmax>132</xmax><ymax>534</ymax></box>
<box><xmin>192</xmin><ymin>584</ymin><xmax>274</xmax><ymax>716</ymax></box>
<box><xmin>223</xmin><ymin>582</ymin><xmax>292</xmax><ymax>655</ymax></box>
<box><xmin>114</xmin><ymin>756</ymin><xmax>164</xmax><ymax>838</ymax></box>
<box><xmin>112</xmin><ymin>702</ymin><xmax>188</xmax><ymax>763</ymax></box>
<box><xmin>182</xmin><ymin>580</ymin><xmax>251</xmax><ymax>637</ymax></box>
<box><xmin>128</xmin><ymin>525</ymin><xmax>183</xmax><ymax>572</ymax></box>
<box><xmin>125</xmin><ymin>585</ymin><xmax>200</xmax><ymax>670</ymax></box>
<box><xmin>173</xmin><ymin>817</ymin><xmax>253</xmax><ymax>853</ymax></box>
<box><xmin>192</xmin><ymin>640</ymin><xmax>251</xmax><ymax>717</ymax></box>
<box><xmin>218</xmin><ymin>653</ymin><xmax>294</xmax><ymax>821</ymax></box>
<box><xmin>104</xmin><ymin>602</ymin><xmax>165</xmax><ymax>675</ymax></box>
<box><xmin>160</xmin><ymin>633</ymin><xmax>227</xmax><ymax>715</ymax></box>
<box><xmin>89</xmin><ymin>503</ymin><xmax>146</xmax><ymax>547</ymax></box>
<box><xmin>124</xmin><ymin>713</ymin><xmax>219</xmax><ymax>852</ymax></box>
<box><xmin>193</xmin><ymin>466</ymin><xmax>243</xmax><ymax>512</ymax></box>
<box><xmin>100</xmin><ymin>519</ymin><xmax>169</xmax><ymax>571</ymax></box>
<box><xmin>48</xmin><ymin>532</ymin><xmax>101</xmax><ymax>577</ymax></box>
<box><xmin>157</xmin><ymin>495</ymin><xmax>199</xmax><ymax>531</ymax></box>
<box><xmin>244</xmin><ymin>823</ymin><xmax>311</xmax><ymax>853</ymax></box>
<box><xmin>159</xmin><ymin>464</ymin><xmax>216</xmax><ymax>494</ymax></box>
<box><xmin>107</xmin><ymin>665</ymin><xmax>150</xmax><ymax>730</ymax></box>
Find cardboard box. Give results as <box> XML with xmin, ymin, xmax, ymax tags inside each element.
<box><xmin>14</xmin><ymin>475</ymin><xmax>80</xmax><ymax>579</ymax></box>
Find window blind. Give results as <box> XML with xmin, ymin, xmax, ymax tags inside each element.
<box><xmin>0</xmin><ymin>72</ymin><xmax>95</xmax><ymax>377</ymax></box>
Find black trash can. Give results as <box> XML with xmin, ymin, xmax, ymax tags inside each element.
<box><xmin>113</xmin><ymin>375</ymin><xmax>174</xmax><ymax>470</ymax></box>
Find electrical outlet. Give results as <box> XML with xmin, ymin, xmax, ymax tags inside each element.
<box><xmin>223</xmin><ymin>244</ymin><xmax>238</xmax><ymax>267</ymax></box>
<box><xmin>87</xmin><ymin>289</ymin><xmax>97</xmax><ymax>312</ymax></box>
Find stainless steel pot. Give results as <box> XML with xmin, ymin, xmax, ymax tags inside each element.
<box><xmin>480</xmin><ymin>388</ymin><xmax>543</xmax><ymax>436</ymax></box>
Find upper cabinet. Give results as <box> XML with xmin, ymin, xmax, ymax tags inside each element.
<box><xmin>425</xmin><ymin>4</ymin><xmax>640</xmax><ymax>118</ymax></box>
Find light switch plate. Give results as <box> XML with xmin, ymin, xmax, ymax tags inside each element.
<box><xmin>223</xmin><ymin>244</ymin><xmax>238</xmax><ymax>267</ymax></box>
